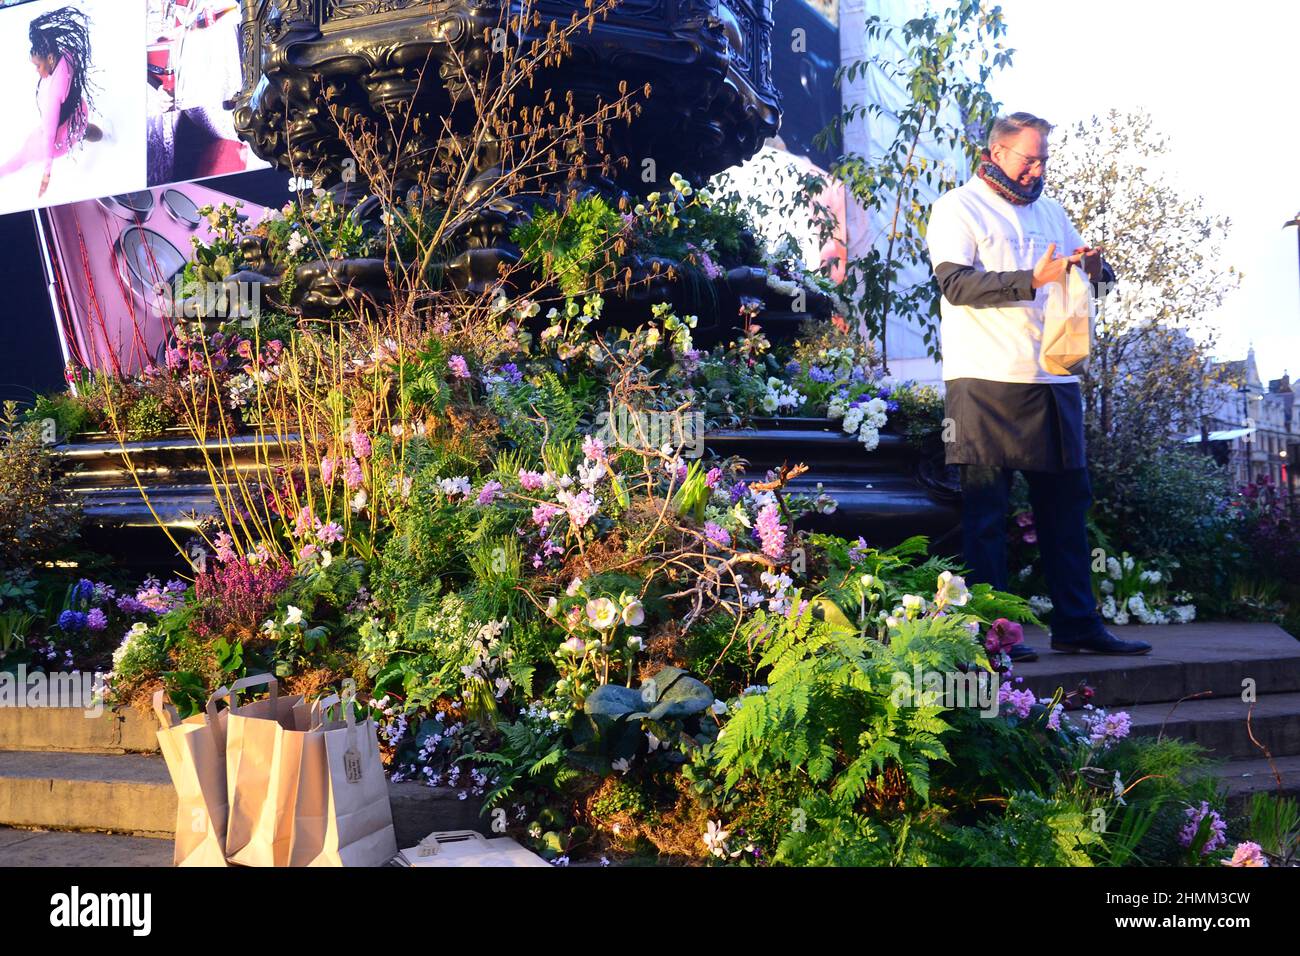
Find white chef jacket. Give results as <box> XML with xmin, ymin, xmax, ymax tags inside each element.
<box><xmin>926</xmin><ymin>175</ymin><xmax>1087</xmax><ymax>384</ymax></box>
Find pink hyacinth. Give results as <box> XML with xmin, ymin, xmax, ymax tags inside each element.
<box><xmin>214</xmin><ymin>531</ymin><xmax>237</xmax><ymax>564</ymax></box>
<box><xmin>582</xmin><ymin>435</ymin><xmax>608</xmax><ymax>465</ymax></box>
<box><xmin>320</xmin><ymin>457</ymin><xmax>336</xmax><ymax>485</ymax></box>
<box><xmin>1086</xmin><ymin>709</ymin><xmax>1132</xmax><ymax>747</ymax></box>
<box><xmin>998</xmin><ymin>681</ymin><xmax>1036</xmax><ymax>719</ymax></box>
<box><xmin>532</xmin><ymin>503</ymin><xmax>563</xmax><ymax>528</ymax></box>
<box><xmin>293</xmin><ymin>506</ymin><xmax>316</xmax><ymax>539</ymax></box>
<box><xmin>344</xmin><ymin>458</ymin><xmax>364</xmax><ymax>490</ymax></box>
<box><xmin>351</xmin><ymin>431</ymin><xmax>372</xmax><ymax>459</ymax></box>
<box><xmin>317</xmin><ymin>521</ymin><xmax>344</xmax><ymax>545</ymax></box>
<box><xmin>477</xmin><ymin>480</ymin><xmax>503</xmax><ymax>505</ymax></box>
<box><xmin>518</xmin><ymin>469</ymin><xmax>547</xmax><ymax>491</ymax></box>
<box><xmin>755</xmin><ymin>504</ymin><xmax>786</xmax><ymax>560</ymax></box>
<box><xmin>449</xmin><ymin>354</ymin><xmax>470</xmax><ymax>378</ymax></box>
<box><xmin>705</xmin><ymin>467</ymin><xmax>723</xmax><ymax>488</ymax></box>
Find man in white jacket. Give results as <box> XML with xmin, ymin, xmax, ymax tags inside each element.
<box><xmin>926</xmin><ymin>112</ymin><xmax>1150</xmax><ymax>658</ymax></box>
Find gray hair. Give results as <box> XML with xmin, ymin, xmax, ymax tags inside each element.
<box><xmin>987</xmin><ymin>112</ymin><xmax>1053</xmax><ymax>148</ymax></box>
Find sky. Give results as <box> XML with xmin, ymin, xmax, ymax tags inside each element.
<box><xmin>983</xmin><ymin>0</ymin><xmax>1300</xmax><ymax>384</ymax></box>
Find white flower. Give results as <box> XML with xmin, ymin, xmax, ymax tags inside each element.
<box><xmin>612</xmin><ymin>758</ymin><xmax>631</xmax><ymax>774</ymax></box>
<box><xmin>711</xmin><ymin>698</ymin><xmax>728</xmax><ymax>715</ymax></box>
<box><xmin>1107</xmin><ymin>557</ymin><xmax>1122</xmax><ymax>580</ymax></box>
<box><xmin>702</xmin><ymin>820</ymin><xmax>730</xmax><ymax>857</ymax></box>
<box><xmin>566</xmin><ymin>577</ymin><xmax>584</xmax><ymax>597</ymax></box>
<box><xmin>438</xmin><ymin>476</ymin><xmax>473</xmax><ymax>498</ymax></box>
<box><xmin>934</xmin><ymin>570</ymin><xmax>970</xmax><ymax>608</ymax></box>
<box><xmin>620</xmin><ymin>598</ymin><xmax>645</xmax><ymax>627</ymax></box>
<box><xmin>351</xmin><ymin>490</ymin><xmax>368</xmax><ymax>512</ymax></box>
<box><xmin>285</xmin><ymin>605</ymin><xmax>303</xmax><ymax>626</ymax></box>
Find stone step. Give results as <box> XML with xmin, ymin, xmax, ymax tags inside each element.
<box><xmin>1122</xmin><ymin>691</ymin><xmax>1300</xmax><ymax>760</ymax></box>
<box><xmin>1012</xmin><ymin>623</ymin><xmax>1300</xmax><ymax>707</ymax></box>
<box><xmin>0</xmin><ymin>702</ymin><xmax>160</xmax><ymax>754</ymax></box>
<box><xmin>1203</xmin><ymin>755</ymin><xmax>1300</xmax><ymax>810</ymax></box>
<box><xmin>0</xmin><ymin>750</ymin><xmax>486</xmax><ymax>847</ymax></box>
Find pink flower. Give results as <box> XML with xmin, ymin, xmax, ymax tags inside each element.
<box><xmin>317</xmin><ymin>521</ymin><xmax>344</xmax><ymax>545</ymax></box>
<box><xmin>86</xmin><ymin>608</ymin><xmax>108</xmax><ymax>631</ymax></box>
<box><xmin>518</xmin><ymin>469</ymin><xmax>547</xmax><ymax>491</ymax></box>
<box><xmin>293</xmin><ymin>506</ymin><xmax>317</xmax><ymax>539</ymax></box>
<box><xmin>705</xmin><ymin>467</ymin><xmax>723</xmax><ymax>488</ymax></box>
<box><xmin>449</xmin><ymin>355</ymin><xmax>470</xmax><ymax>378</ymax></box>
<box><xmin>532</xmin><ymin>503</ymin><xmax>563</xmax><ymax>528</ymax></box>
<box><xmin>298</xmin><ymin>543</ymin><xmax>319</xmax><ymax>561</ymax></box>
<box><xmin>214</xmin><ymin>531</ymin><xmax>237</xmax><ymax>564</ymax></box>
<box><xmin>476</xmin><ymin>480</ymin><xmax>503</xmax><ymax>505</ymax></box>
<box><xmin>755</xmin><ymin>504</ymin><xmax>786</xmax><ymax>560</ymax></box>
<box><xmin>344</xmin><ymin>458</ymin><xmax>364</xmax><ymax>490</ymax></box>
<box><xmin>320</xmin><ymin>457</ymin><xmax>336</xmax><ymax>485</ymax></box>
<box><xmin>1015</xmin><ymin>512</ymin><xmax>1034</xmax><ymax>528</ymax></box>
<box><xmin>582</xmin><ymin>435</ymin><xmax>608</xmax><ymax>465</ymax></box>
<box><xmin>559</xmin><ymin>489</ymin><xmax>599</xmax><ymax>528</ymax></box>
<box><xmin>1023</xmin><ymin>531</ymin><xmax>1037</xmax><ymax>545</ymax></box>
<box><xmin>351</xmin><ymin>431</ymin><xmax>372</xmax><ymax>459</ymax></box>
<box><xmin>1086</xmin><ymin>710</ymin><xmax>1132</xmax><ymax>747</ymax></box>
<box><xmin>998</xmin><ymin>681</ymin><xmax>1036</xmax><ymax>719</ymax></box>
<box><xmin>1224</xmin><ymin>842</ymin><xmax>1268</xmax><ymax>867</ymax></box>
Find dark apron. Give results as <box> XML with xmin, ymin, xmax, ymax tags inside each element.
<box><xmin>943</xmin><ymin>378</ymin><xmax>1086</xmax><ymax>473</ymax></box>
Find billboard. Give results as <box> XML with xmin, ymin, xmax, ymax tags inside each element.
<box><xmin>0</xmin><ymin>0</ymin><xmax>266</xmax><ymax>218</ymax></box>
<box><xmin>39</xmin><ymin>181</ymin><xmax>272</xmax><ymax>376</ymax></box>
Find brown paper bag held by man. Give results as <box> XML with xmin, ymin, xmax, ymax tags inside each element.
<box><xmin>925</xmin><ymin>111</ymin><xmax>1150</xmax><ymax>659</ymax></box>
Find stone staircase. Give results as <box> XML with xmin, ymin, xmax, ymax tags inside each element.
<box><xmin>1015</xmin><ymin>621</ymin><xmax>1300</xmax><ymax>807</ymax></box>
<box><xmin>0</xmin><ymin>697</ymin><xmax>487</xmax><ymax>862</ymax></box>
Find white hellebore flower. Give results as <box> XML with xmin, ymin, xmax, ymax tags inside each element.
<box><xmin>285</xmin><ymin>605</ymin><xmax>304</xmax><ymax>626</ymax></box>
<box><xmin>935</xmin><ymin>570</ymin><xmax>970</xmax><ymax>608</ymax></box>
<box><xmin>586</xmin><ymin>597</ymin><xmax>620</xmax><ymax>630</ymax></box>
<box><xmin>620</xmin><ymin>597</ymin><xmax>645</xmax><ymax>627</ymax></box>
<box><xmin>559</xmin><ymin>636</ymin><xmax>587</xmax><ymax>656</ymax></box>
<box><xmin>703</xmin><ymin>820</ymin><xmax>730</xmax><ymax>858</ymax></box>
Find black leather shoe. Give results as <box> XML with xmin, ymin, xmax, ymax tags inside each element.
<box><xmin>1050</xmin><ymin>629</ymin><xmax>1152</xmax><ymax>655</ymax></box>
<box><xmin>1007</xmin><ymin>644</ymin><xmax>1039</xmax><ymax>663</ymax></box>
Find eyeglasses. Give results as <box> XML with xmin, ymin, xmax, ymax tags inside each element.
<box><xmin>999</xmin><ymin>145</ymin><xmax>1049</xmax><ymax>171</ymax></box>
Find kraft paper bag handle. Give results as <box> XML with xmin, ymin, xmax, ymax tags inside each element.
<box><xmin>312</xmin><ymin>689</ymin><xmax>364</xmax><ymax>761</ymax></box>
<box><xmin>226</xmin><ymin>673</ymin><xmax>279</xmax><ymax>714</ymax></box>
<box><xmin>310</xmin><ymin>693</ymin><xmax>342</xmax><ymax>730</ymax></box>
<box><xmin>154</xmin><ymin>686</ymin><xmax>230</xmax><ymax>729</ymax></box>
<box><xmin>204</xmin><ymin>684</ymin><xmax>232</xmax><ymax>725</ymax></box>
<box><xmin>152</xmin><ymin>689</ymin><xmax>179</xmax><ymax>729</ymax></box>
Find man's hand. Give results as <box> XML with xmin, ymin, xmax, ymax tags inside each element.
<box><xmin>1073</xmin><ymin>245</ymin><xmax>1106</xmax><ymax>283</ymax></box>
<box><xmin>1031</xmin><ymin>242</ymin><xmax>1084</xmax><ymax>289</ymax></box>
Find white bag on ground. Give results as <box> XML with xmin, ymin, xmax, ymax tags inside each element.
<box><xmin>221</xmin><ymin>674</ymin><xmax>304</xmax><ymax>867</ymax></box>
<box><xmin>287</xmin><ymin>693</ymin><xmax>398</xmax><ymax>867</ymax></box>
<box><xmin>153</xmin><ymin>687</ymin><xmax>231</xmax><ymax>867</ymax></box>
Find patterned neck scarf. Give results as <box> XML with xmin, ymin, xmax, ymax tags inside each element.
<box><xmin>975</xmin><ymin>149</ymin><xmax>1044</xmax><ymax>205</ymax></box>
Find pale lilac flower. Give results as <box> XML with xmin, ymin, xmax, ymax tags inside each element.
<box><xmin>476</xmin><ymin>480</ymin><xmax>503</xmax><ymax>505</ymax></box>
<box><xmin>86</xmin><ymin>608</ymin><xmax>108</xmax><ymax>631</ymax></box>
<box><xmin>582</xmin><ymin>435</ymin><xmax>608</xmax><ymax>464</ymax></box>
<box><xmin>703</xmin><ymin>522</ymin><xmax>731</xmax><ymax>548</ymax></box>
<box><xmin>1179</xmin><ymin>802</ymin><xmax>1228</xmax><ymax>855</ymax></box>
<box><xmin>518</xmin><ymin>469</ymin><xmax>547</xmax><ymax>491</ymax></box>
<box><xmin>1086</xmin><ymin>710</ymin><xmax>1132</xmax><ymax>747</ymax></box>
<box><xmin>344</xmin><ymin>458</ymin><xmax>364</xmax><ymax>490</ymax></box>
<box><xmin>448</xmin><ymin>354</ymin><xmax>470</xmax><ymax>378</ymax></box>
<box><xmin>320</xmin><ymin>457</ymin><xmax>335</xmax><ymax>485</ymax></box>
<box><xmin>213</xmin><ymin>531</ymin><xmax>237</xmax><ymax>564</ymax></box>
<box><xmin>704</xmin><ymin>467</ymin><xmax>723</xmax><ymax>488</ymax></box>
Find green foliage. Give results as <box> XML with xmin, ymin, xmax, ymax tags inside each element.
<box><xmin>459</xmin><ymin>714</ymin><xmax>568</xmax><ymax>811</ymax></box>
<box><xmin>0</xmin><ymin>402</ymin><xmax>80</xmax><ymax>573</ymax></box>
<box><xmin>26</xmin><ymin>390</ymin><xmax>93</xmax><ymax>441</ymax></box>
<box><xmin>948</xmin><ymin>791</ymin><xmax>1102</xmax><ymax>866</ymax></box>
<box><xmin>511</xmin><ymin>194</ymin><xmax>626</xmax><ymax>297</ymax></box>
<box><xmin>715</xmin><ymin>599</ymin><xmax>976</xmax><ymax>809</ymax></box>
<box><xmin>1245</xmin><ymin>793</ymin><xmax>1300</xmax><ymax>865</ymax></box>
<box><xmin>125</xmin><ymin>393</ymin><xmax>168</xmax><ymax>439</ymax></box>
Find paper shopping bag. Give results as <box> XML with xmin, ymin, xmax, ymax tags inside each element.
<box><xmin>1041</xmin><ymin>263</ymin><xmax>1095</xmax><ymax>376</ymax></box>
<box><xmin>287</xmin><ymin>693</ymin><xmax>398</xmax><ymax>867</ymax></box>
<box><xmin>221</xmin><ymin>674</ymin><xmax>304</xmax><ymax>867</ymax></box>
<box><xmin>153</xmin><ymin>688</ymin><xmax>231</xmax><ymax>867</ymax></box>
